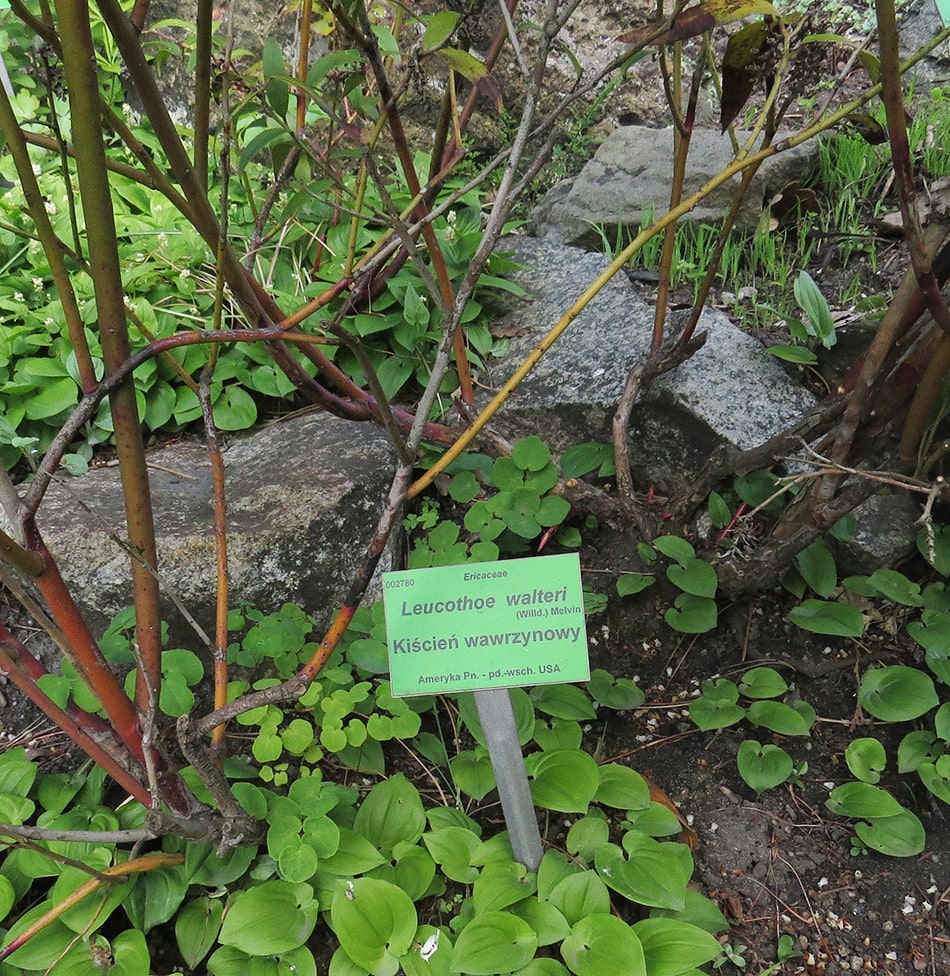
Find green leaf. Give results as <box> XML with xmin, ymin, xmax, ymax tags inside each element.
<box><xmin>557</xmin><ymin>526</ymin><xmax>583</xmax><ymax>548</ymax></box>
<box><xmin>213</xmin><ymin>385</ymin><xmax>258</xmax><ymax>431</ymax></box>
<box><xmin>616</xmin><ymin>573</ymin><xmax>655</xmax><ymax>597</ymax></box>
<box><xmin>768</xmin><ymin>344</ymin><xmax>818</xmax><ymax>364</ymax></box>
<box><xmin>331</xmin><ymin>878</ymin><xmax>417</xmax><ymax>976</ymax></box>
<box><xmin>547</xmin><ymin>871</ymin><xmax>611</xmax><ymax>925</ymax></box>
<box><xmin>208</xmin><ymin>945</ymin><xmax>316</xmax><ymax>976</ymax></box>
<box><xmin>566</xmin><ymin>817</ymin><xmax>610</xmax><ymax>862</ymax></box>
<box><xmin>139</xmin><ymin>865</ymin><xmax>189</xmax><ymax>931</ymax></box>
<box><xmin>512</xmin><ymin>436</ymin><xmax>551</xmax><ymax>471</ymax></box>
<box><xmin>787</xmin><ymin>600</ymin><xmax>864</xmax><ymax>637</ymax></box>
<box><xmin>595</xmin><ymin>836</ymin><xmax>691</xmax><ymax>911</ymax></box>
<box><xmin>450</xmin><ymin>749</ymin><xmax>497</xmax><ymax>801</ymax></box>
<box><xmin>937</xmin><ymin>702</ymin><xmax>950</xmax><ymax>741</ymax></box>
<box><xmin>854</xmin><ymin>810</ymin><xmax>925</xmax><ymax>857</ymax></box>
<box><xmin>561</xmin><ymin>914</ymin><xmax>646</xmax><ymax>976</ymax></box>
<box><xmin>707</xmin><ymin>491</ymin><xmax>732</xmax><ymax>528</ymax></box>
<box><xmin>528</xmin><ymin>749</ymin><xmax>600</xmax><ymax>813</ymax></box>
<box><xmin>218</xmin><ymin>881</ymin><xmax>318</xmax><ymax>955</ymax></box>
<box><xmin>632</xmin><ymin>918</ymin><xmax>721</xmax><ymax>976</ymax></box>
<box><xmin>907</xmin><ymin>608</ymin><xmax>950</xmax><ymax>666</ymax></box>
<box><xmin>176</xmin><ymin>896</ymin><xmax>223</xmax><ymax>970</ymax></box>
<box><xmin>423</xmin><ymin>826</ymin><xmax>482</xmax><ymax>884</ymax></box>
<box><xmin>376</xmin><ymin>356</ymin><xmax>414</xmax><ymax>400</ymax></box>
<box><xmin>737</xmin><ymin>667</ymin><xmax>788</xmax><ymax>700</ymax></box>
<box><xmin>560</xmin><ymin>442</ymin><xmax>614</xmax><ymax>479</ymax></box>
<box><xmin>918</xmin><ymin>756</ymin><xmax>950</xmax><ymax>804</ymax></box>
<box><xmin>689</xmin><ymin>679</ymin><xmax>744</xmax><ymax>731</ymax></box>
<box><xmin>143</xmin><ymin>379</ymin><xmax>176</xmax><ymax>430</ymax></box>
<box><xmin>436</xmin><ymin>47</ymin><xmax>489</xmax><ymax>84</ymax></box>
<box><xmin>500</xmin><ymin>488</ymin><xmax>542</xmax><ymax>539</ymax></box>
<box><xmin>472</xmin><ymin>861</ymin><xmax>536</xmax><ymax>915</ymax></box>
<box><xmin>898</xmin><ymin>730</ymin><xmax>942</xmax><ymax>773</ymax></box>
<box><xmin>530</xmin><ymin>684</ymin><xmax>595</xmax><ymax>720</ymax></box>
<box><xmin>0</xmin><ymin>874</ymin><xmax>15</xmax><ymax>924</ymax></box>
<box><xmin>866</xmin><ymin>568</ymin><xmax>924</xmax><ymax>607</ymax></box>
<box><xmin>112</xmin><ymin>929</ymin><xmax>151</xmax><ymax>976</ymax></box>
<box><xmin>734</xmin><ymin>470</ymin><xmax>780</xmax><ymax>508</ymax></box>
<box><xmin>859</xmin><ymin>666</ymin><xmax>938</xmax><ymax>722</ymax></box>
<box><xmin>918</xmin><ymin>524</ymin><xmax>950</xmax><ymax>576</ymax></box>
<box><xmin>319</xmin><ymin>827</ymin><xmax>386</xmax><ymax>876</ymax></box>
<box><xmin>625</xmin><ymin>802</ymin><xmax>682</xmax><ymax>838</ymax></box>
<box><xmin>583</xmin><ymin>589</ymin><xmax>608</xmax><ymax>616</ymax></box>
<box><xmin>399</xmin><ymin>925</ymin><xmax>453</xmax><ymax>976</ymax></box>
<box><xmin>450</xmin><ymin>912</ymin><xmax>538</xmax><ymax>974</ymax></box>
<box><xmin>262</xmin><ymin>37</ymin><xmax>288</xmax><ymax>117</ymax></box>
<box><xmin>666</xmin><ymin>558</ymin><xmax>718</xmax><ymax>598</ymax></box>
<box><xmin>509</xmin><ymin>900</ymin><xmax>571</xmax><ymax>948</ymax></box>
<box><xmin>594</xmin><ymin>764</ymin><xmax>650</xmax><ymax>810</ymax></box>
<box><xmin>845</xmin><ymin>737</ymin><xmax>887</xmax><ymax>784</ymax></box>
<box><xmin>422</xmin><ymin>10</ymin><xmax>460</xmax><ymax>51</ymax></box>
<box><xmin>826</xmin><ymin>782</ymin><xmax>905</xmax><ymax>819</ymax></box>
<box><xmin>652</xmin><ymin>536</ymin><xmax>695</xmax><ymax>565</ymax></box>
<box><xmin>353</xmin><ymin>774</ymin><xmax>426</xmax><ymax>856</ymax></box>
<box><xmin>736</xmin><ymin>740</ymin><xmax>793</xmax><ymax>792</ymax></box>
<box><xmin>24</xmin><ymin>376</ymin><xmax>77</xmax><ymax>419</ymax></box>
<box><xmin>586</xmin><ymin>670</ymin><xmax>644</xmax><ymax>710</ymax></box>
<box><xmin>664</xmin><ymin>594</ymin><xmax>717</xmax><ymax>633</ymax></box>
<box><xmin>536</xmin><ymin>493</ymin><xmax>571</xmax><ymax>527</ymax></box>
<box><xmin>793</xmin><ymin>540</ymin><xmax>837</xmax><ymax>598</ymax></box>
<box><xmin>449</xmin><ymin>470</ymin><xmax>481</xmax><ymax>503</ymax></box>
<box><xmin>649</xmin><ymin>889</ymin><xmax>729</xmax><ymax>935</ymax></box>
<box><xmin>746</xmin><ymin>700</ymin><xmax>815</xmax><ymax>735</ymax></box>
<box><xmin>794</xmin><ymin>270</ymin><xmax>835</xmax><ymax>348</ymax></box>
<box><xmin>277</xmin><ymin>838</ymin><xmax>320</xmax><ymax>883</ymax></box>
<box><xmin>458</xmin><ymin>689</ymin><xmax>535</xmax><ymax>747</ymax></box>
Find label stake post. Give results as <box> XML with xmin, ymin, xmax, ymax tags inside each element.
<box><xmin>474</xmin><ymin>688</ymin><xmax>543</xmax><ymax>871</ymax></box>
<box><xmin>383</xmin><ymin>553</ymin><xmax>589</xmax><ymax>875</ymax></box>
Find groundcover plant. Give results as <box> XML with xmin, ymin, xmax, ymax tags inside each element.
<box><xmin>0</xmin><ymin>0</ymin><xmax>949</xmax><ymax>972</ymax></box>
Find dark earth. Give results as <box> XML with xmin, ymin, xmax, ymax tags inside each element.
<box><xmin>579</xmin><ymin>524</ymin><xmax>949</xmax><ymax>976</ymax></box>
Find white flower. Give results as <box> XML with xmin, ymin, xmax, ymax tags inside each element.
<box><xmin>13</xmin><ymin>292</ymin><xmax>24</xmax><ymax>302</ymax></box>
<box><xmin>32</xmin><ymin>277</ymin><xmax>43</xmax><ymax>291</ymax></box>
<box><xmin>157</xmin><ymin>233</ymin><xmax>169</xmax><ymax>249</ymax></box>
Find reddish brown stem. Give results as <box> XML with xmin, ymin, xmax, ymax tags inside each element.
<box><xmin>199</xmin><ymin>377</ymin><xmax>231</xmax><ymax>758</ymax></box>
<box><xmin>24</xmin><ymin>526</ymin><xmax>144</xmax><ymax>761</ymax></box>
<box><xmin>348</xmin><ymin>2</ymin><xmax>473</xmax><ymax>404</ymax></box>
<box><xmin>0</xmin><ymin>627</ymin><xmax>151</xmax><ymax>806</ymax></box>
<box><xmin>56</xmin><ymin>0</ymin><xmax>163</xmax><ymax>708</ymax></box>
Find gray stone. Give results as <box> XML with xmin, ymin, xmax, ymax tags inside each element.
<box><xmin>136</xmin><ymin>3</ymin><xmax>325</xmax><ymax>126</ymax></box>
<box><xmin>530</xmin><ymin>126</ymin><xmax>821</xmax><ymax>248</ymax></box>
<box><xmin>830</xmin><ymin>492</ymin><xmax>923</xmax><ymax>575</ymax></box>
<box><xmin>31</xmin><ymin>412</ymin><xmax>395</xmax><ymax>639</ymax></box>
<box><xmin>899</xmin><ymin>0</ymin><xmax>950</xmax><ymax>89</ymax></box>
<box><xmin>483</xmin><ymin>236</ymin><xmax>816</xmax><ymax>489</ymax></box>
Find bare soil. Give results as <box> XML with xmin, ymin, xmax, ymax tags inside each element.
<box><xmin>580</xmin><ymin>523</ymin><xmax>949</xmax><ymax>976</ymax></box>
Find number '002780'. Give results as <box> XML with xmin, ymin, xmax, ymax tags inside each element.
<box><xmin>385</xmin><ymin>578</ymin><xmax>415</xmax><ymax>588</ymax></box>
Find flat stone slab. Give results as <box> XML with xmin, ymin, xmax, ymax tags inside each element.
<box><xmin>531</xmin><ymin>126</ymin><xmax>820</xmax><ymax>248</ymax></box>
<box><xmin>29</xmin><ymin>412</ymin><xmax>395</xmax><ymax>639</ymax></box>
<box><xmin>484</xmin><ymin>236</ymin><xmax>817</xmax><ymax>489</ymax></box>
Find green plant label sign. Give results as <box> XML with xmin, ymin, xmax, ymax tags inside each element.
<box><xmin>383</xmin><ymin>553</ymin><xmax>589</xmax><ymax>696</ymax></box>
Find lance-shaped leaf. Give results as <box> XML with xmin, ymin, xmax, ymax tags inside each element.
<box><xmin>620</xmin><ymin>0</ymin><xmax>776</xmax><ymax>47</ymax></box>
<box><xmin>720</xmin><ymin>19</ymin><xmax>775</xmax><ymax>131</ymax></box>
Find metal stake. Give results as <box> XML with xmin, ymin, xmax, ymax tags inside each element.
<box><xmin>474</xmin><ymin>687</ymin><xmax>543</xmax><ymax>872</ymax></box>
